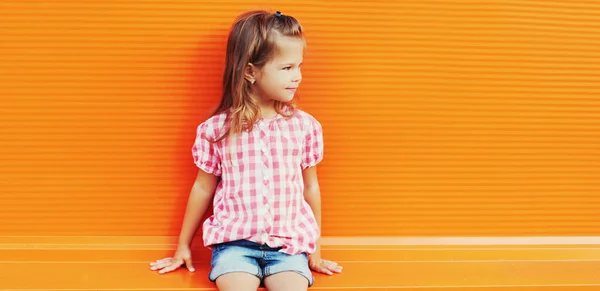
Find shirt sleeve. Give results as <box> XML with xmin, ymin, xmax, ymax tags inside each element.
<box><xmin>192</xmin><ymin>121</ymin><xmax>222</xmax><ymax>176</ymax></box>
<box><xmin>301</xmin><ymin>116</ymin><xmax>324</xmax><ymax>169</ymax></box>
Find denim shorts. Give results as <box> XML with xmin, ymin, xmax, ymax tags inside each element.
<box><xmin>208</xmin><ymin>240</ymin><xmax>314</xmax><ymax>287</ymax></box>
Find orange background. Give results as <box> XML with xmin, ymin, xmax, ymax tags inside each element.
<box><xmin>1</xmin><ymin>1</ymin><xmax>599</xmax><ymax>238</ymax></box>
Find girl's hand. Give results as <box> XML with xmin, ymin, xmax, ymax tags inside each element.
<box><xmin>149</xmin><ymin>245</ymin><xmax>195</xmax><ymax>274</ymax></box>
<box><xmin>309</xmin><ymin>251</ymin><xmax>343</xmax><ymax>275</ymax></box>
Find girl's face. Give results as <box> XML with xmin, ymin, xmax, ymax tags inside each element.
<box><xmin>252</xmin><ymin>36</ymin><xmax>304</xmax><ymax>104</ymax></box>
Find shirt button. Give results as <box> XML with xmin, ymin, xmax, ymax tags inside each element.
<box><xmin>264</xmin><ymin>175</ymin><xmax>268</xmax><ymax>181</ymax></box>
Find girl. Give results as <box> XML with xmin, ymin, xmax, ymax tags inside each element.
<box><xmin>149</xmin><ymin>9</ymin><xmax>342</xmax><ymax>291</ymax></box>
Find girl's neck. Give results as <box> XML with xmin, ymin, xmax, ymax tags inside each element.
<box><xmin>258</xmin><ymin>99</ymin><xmax>277</xmax><ymax>120</ymax></box>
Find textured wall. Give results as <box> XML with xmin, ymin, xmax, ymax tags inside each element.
<box><xmin>1</xmin><ymin>1</ymin><xmax>599</xmax><ymax>237</ymax></box>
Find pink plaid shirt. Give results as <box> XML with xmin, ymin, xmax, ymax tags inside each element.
<box><xmin>191</xmin><ymin>108</ymin><xmax>323</xmax><ymax>255</ymax></box>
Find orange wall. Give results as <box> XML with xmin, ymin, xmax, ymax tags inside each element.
<box><xmin>1</xmin><ymin>1</ymin><xmax>599</xmax><ymax>237</ymax></box>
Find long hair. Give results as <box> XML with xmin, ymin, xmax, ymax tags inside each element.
<box><xmin>211</xmin><ymin>10</ymin><xmax>305</xmax><ymax>143</ymax></box>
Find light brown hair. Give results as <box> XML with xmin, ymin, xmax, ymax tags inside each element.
<box><xmin>211</xmin><ymin>10</ymin><xmax>305</xmax><ymax>143</ymax></box>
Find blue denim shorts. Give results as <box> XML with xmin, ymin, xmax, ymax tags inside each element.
<box><xmin>208</xmin><ymin>240</ymin><xmax>314</xmax><ymax>287</ymax></box>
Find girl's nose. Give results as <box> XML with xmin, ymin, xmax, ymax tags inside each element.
<box><xmin>293</xmin><ymin>70</ymin><xmax>302</xmax><ymax>83</ymax></box>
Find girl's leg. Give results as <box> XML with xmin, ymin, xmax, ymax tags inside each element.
<box><xmin>216</xmin><ymin>272</ymin><xmax>261</xmax><ymax>291</ymax></box>
<box><xmin>263</xmin><ymin>271</ymin><xmax>309</xmax><ymax>291</ymax></box>
<box><xmin>209</xmin><ymin>241</ymin><xmax>263</xmax><ymax>290</ymax></box>
<box><xmin>262</xmin><ymin>250</ymin><xmax>313</xmax><ymax>290</ymax></box>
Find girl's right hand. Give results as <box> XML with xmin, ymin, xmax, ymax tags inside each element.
<box><xmin>149</xmin><ymin>245</ymin><xmax>195</xmax><ymax>274</ymax></box>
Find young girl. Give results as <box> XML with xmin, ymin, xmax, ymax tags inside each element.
<box><xmin>149</xmin><ymin>9</ymin><xmax>342</xmax><ymax>291</ymax></box>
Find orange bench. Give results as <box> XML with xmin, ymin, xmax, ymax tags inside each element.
<box><xmin>3</xmin><ymin>236</ymin><xmax>600</xmax><ymax>290</ymax></box>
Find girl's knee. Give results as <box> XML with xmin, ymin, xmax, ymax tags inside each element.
<box><xmin>263</xmin><ymin>271</ymin><xmax>309</xmax><ymax>291</ymax></box>
<box><xmin>215</xmin><ymin>272</ymin><xmax>261</xmax><ymax>291</ymax></box>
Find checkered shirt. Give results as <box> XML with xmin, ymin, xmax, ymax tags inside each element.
<box><xmin>191</xmin><ymin>108</ymin><xmax>323</xmax><ymax>255</ymax></box>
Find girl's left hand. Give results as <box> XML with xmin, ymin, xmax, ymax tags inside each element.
<box><xmin>309</xmin><ymin>252</ymin><xmax>343</xmax><ymax>275</ymax></box>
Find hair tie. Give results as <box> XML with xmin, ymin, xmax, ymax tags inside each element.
<box><xmin>275</xmin><ymin>11</ymin><xmax>282</xmax><ymax>18</ymax></box>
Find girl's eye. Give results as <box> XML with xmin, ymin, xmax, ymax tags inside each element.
<box><xmin>283</xmin><ymin>66</ymin><xmax>291</xmax><ymax>70</ymax></box>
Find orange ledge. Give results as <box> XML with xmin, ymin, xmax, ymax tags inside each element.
<box><xmin>2</xmin><ymin>236</ymin><xmax>600</xmax><ymax>290</ymax></box>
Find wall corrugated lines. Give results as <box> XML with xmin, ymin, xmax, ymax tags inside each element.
<box><xmin>1</xmin><ymin>1</ymin><xmax>599</xmax><ymax>237</ymax></box>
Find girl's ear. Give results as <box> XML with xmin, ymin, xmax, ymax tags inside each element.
<box><xmin>244</xmin><ymin>63</ymin><xmax>257</xmax><ymax>84</ymax></box>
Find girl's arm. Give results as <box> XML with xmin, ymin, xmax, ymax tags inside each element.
<box><xmin>302</xmin><ymin>165</ymin><xmax>322</xmax><ymax>233</ymax></box>
<box><xmin>178</xmin><ymin>169</ymin><xmax>219</xmax><ymax>248</ymax></box>
<box><xmin>302</xmin><ymin>166</ymin><xmax>343</xmax><ymax>275</ymax></box>
<box><xmin>150</xmin><ymin>169</ymin><xmax>218</xmax><ymax>274</ymax></box>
